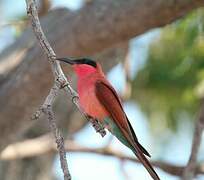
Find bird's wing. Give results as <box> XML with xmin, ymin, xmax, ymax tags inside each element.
<box><xmin>95</xmin><ymin>80</ymin><xmax>147</xmax><ymax>153</ymax></box>
<box><xmin>95</xmin><ymin>80</ymin><xmax>160</xmax><ymax>180</ymax></box>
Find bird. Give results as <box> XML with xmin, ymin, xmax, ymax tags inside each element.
<box><xmin>57</xmin><ymin>57</ymin><xmax>160</xmax><ymax>180</ymax></box>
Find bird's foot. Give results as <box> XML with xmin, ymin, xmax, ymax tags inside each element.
<box><xmin>88</xmin><ymin>117</ymin><xmax>106</xmax><ymax>137</ymax></box>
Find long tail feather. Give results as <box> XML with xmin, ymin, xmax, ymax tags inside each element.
<box><xmin>94</xmin><ymin>81</ymin><xmax>160</xmax><ymax>179</ymax></box>
<box><xmin>133</xmin><ymin>144</ymin><xmax>160</xmax><ymax>180</ymax></box>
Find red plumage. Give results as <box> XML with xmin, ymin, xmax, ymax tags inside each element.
<box><xmin>57</xmin><ymin>58</ymin><xmax>160</xmax><ymax>180</ymax></box>
<box><xmin>74</xmin><ymin>63</ymin><xmax>160</xmax><ymax>180</ymax></box>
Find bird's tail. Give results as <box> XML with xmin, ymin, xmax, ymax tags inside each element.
<box><xmin>133</xmin><ymin>142</ymin><xmax>160</xmax><ymax>180</ymax></box>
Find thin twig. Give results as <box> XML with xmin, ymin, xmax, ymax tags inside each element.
<box><xmin>32</xmin><ymin>85</ymin><xmax>58</xmax><ymax>120</ymax></box>
<box><xmin>25</xmin><ymin>0</ymin><xmax>71</xmax><ymax>179</ymax></box>
<box><xmin>25</xmin><ymin>0</ymin><xmax>68</xmax><ymax>87</ymax></box>
<box><xmin>39</xmin><ymin>85</ymin><xmax>71</xmax><ymax>180</ymax></box>
<box><xmin>182</xmin><ymin>101</ymin><xmax>204</xmax><ymax>180</ymax></box>
<box><xmin>42</xmin><ymin>105</ymin><xmax>71</xmax><ymax>180</ymax></box>
<box><xmin>25</xmin><ymin>0</ymin><xmax>106</xmax><ymax>179</ymax></box>
<box><xmin>26</xmin><ymin>0</ymin><xmax>105</xmax><ymax>137</ymax></box>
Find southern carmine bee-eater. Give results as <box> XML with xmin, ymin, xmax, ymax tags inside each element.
<box><xmin>57</xmin><ymin>57</ymin><xmax>160</xmax><ymax>180</ymax></box>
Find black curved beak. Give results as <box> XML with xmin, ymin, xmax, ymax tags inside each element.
<box><xmin>56</xmin><ymin>58</ymin><xmax>75</xmax><ymax>65</ymax></box>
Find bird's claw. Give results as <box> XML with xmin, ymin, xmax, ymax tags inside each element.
<box><xmin>89</xmin><ymin>117</ymin><xmax>106</xmax><ymax>137</ymax></box>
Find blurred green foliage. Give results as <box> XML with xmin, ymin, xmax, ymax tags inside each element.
<box><xmin>132</xmin><ymin>9</ymin><xmax>204</xmax><ymax>132</ymax></box>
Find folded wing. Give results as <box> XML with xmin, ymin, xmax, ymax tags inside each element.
<box><xmin>95</xmin><ymin>80</ymin><xmax>160</xmax><ymax>180</ymax></box>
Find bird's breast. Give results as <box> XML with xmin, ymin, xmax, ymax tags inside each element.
<box><xmin>77</xmin><ymin>76</ymin><xmax>109</xmax><ymax>120</ymax></box>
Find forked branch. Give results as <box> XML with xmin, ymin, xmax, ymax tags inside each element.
<box><xmin>25</xmin><ymin>0</ymin><xmax>106</xmax><ymax>179</ymax></box>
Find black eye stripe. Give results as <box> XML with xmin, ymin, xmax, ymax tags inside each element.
<box><xmin>74</xmin><ymin>58</ymin><xmax>97</xmax><ymax>67</ymax></box>
<box><xmin>57</xmin><ymin>57</ymin><xmax>97</xmax><ymax>67</ymax></box>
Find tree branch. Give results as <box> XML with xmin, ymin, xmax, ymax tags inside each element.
<box><xmin>182</xmin><ymin>101</ymin><xmax>204</xmax><ymax>180</ymax></box>
<box><xmin>1</xmin><ymin>135</ymin><xmax>204</xmax><ymax>177</ymax></box>
<box><xmin>42</xmin><ymin>105</ymin><xmax>71</xmax><ymax>180</ymax></box>
<box><xmin>28</xmin><ymin>0</ymin><xmax>107</xmax><ymax>138</ymax></box>
<box><xmin>25</xmin><ymin>0</ymin><xmax>115</xmax><ymax>178</ymax></box>
<box><xmin>25</xmin><ymin>0</ymin><xmax>72</xmax><ymax>179</ymax></box>
<box><xmin>0</xmin><ymin>0</ymin><xmax>204</xmax><ymax>152</ymax></box>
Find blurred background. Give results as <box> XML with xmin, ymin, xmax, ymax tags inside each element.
<box><xmin>0</xmin><ymin>0</ymin><xmax>204</xmax><ymax>180</ymax></box>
